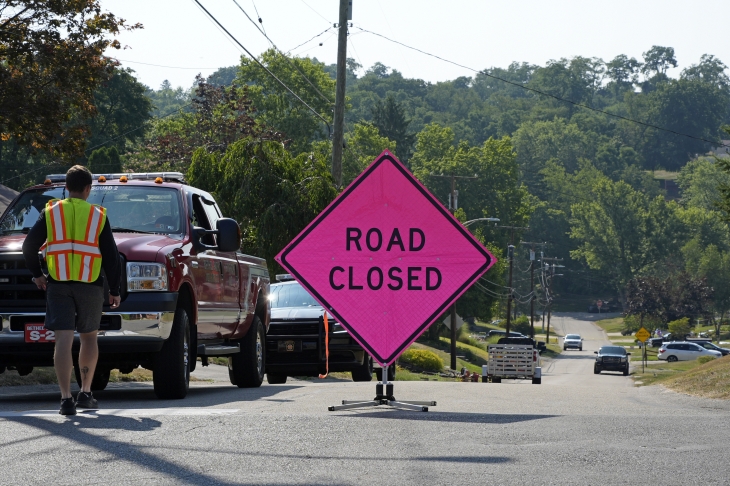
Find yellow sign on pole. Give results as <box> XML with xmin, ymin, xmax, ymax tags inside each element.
<box><xmin>635</xmin><ymin>327</ymin><xmax>651</xmax><ymax>343</ymax></box>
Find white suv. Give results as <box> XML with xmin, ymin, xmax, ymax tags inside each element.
<box><xmin>657</xmin><ymin>342</ymin><xmax>722</xmax><ymax>362</ymax></box>
<box><xmin>563</xmin><ymin>334</ymin><xmax>583</xmax><ymax>351</ymax></box>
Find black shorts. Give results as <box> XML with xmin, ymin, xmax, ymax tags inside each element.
<box><xmin>44</xmin><ymin>282</ymin><xmax>104</xmax><ymax>333</ymax></box>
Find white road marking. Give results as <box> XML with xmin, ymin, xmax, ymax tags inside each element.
<box><xmin>0</xmin><ymin>408</ymin><xmax>238</xmax><ymax>418</ymax></box>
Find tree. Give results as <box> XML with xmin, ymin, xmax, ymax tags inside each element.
<box><xmin>86</xmin><ymin>67</ymin><xmax>152</xmax><ymax>154</ymax></box>
<box><xmin>236</xmin><ymin>49</ymin><xmax>335</xmax><ymax>154</ymax></box>
<box><xmin>87</xmin><ymin>146</ymin><xmax>121</xmax><ymax>173</ymax></box>
<box><xmin>641</xmin><ymin>46</ymin><xmax>678</xmax><ymax>79</ymax></box>
<box><xmin>569</xmin><ymin>179</ymin><xmax>684</xmax><ymax>297</ymax></box>
<box><xmin>677</xmin><ymin>157</ymin><xmax>730</xmax><ymax>211</ymax></box>
<box><xmin>186</xmin><ymin>138</ymin><xmax>337</xmax><ymax>276</ymax></box>
<box><xmin>605</xmin><ymin>54</ymin><xmax>642</xmax><ymax>96</ymax></box>
<box><xmin>0</xmin><ymin>1</ymin><xmax>140</xmax><ymax>157</ymax></box>
<box><xmin>625</xmin><ymin>276</ymin><xmax>664</xmax><ymax>328</ymax></box>
<box><xmin>371</xmin><ymin>94</ymin><xmax>415</xmax><ymax>163</ymax></box>
<box><xmin>138</xmin><ymin>76</ymin><xmax>283</xmax><ymax>171</ymax></box>
<box><xmin>146</xmin><ymin>80</ymin><xmax>191</xmax><ymax>118</ymax></box>
<box><xmin>668</xmin><ymin>317</ymin><xmax>691</xmax><ymax>339</ymax></box>
<box><xmin>684</xmin><ymin>243</ymin><xmax>730</xmax><ymax>342</ymax></box>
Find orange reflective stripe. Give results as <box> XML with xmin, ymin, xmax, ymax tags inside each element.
<box><xmin>318</xmin><ymin>313</ymin><xmax>330</xmax><ymax>379</ymax></box>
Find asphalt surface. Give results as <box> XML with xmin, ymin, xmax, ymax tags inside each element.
<box><xmin>1</xmin><ymin>313</ymin><xmax>729</xmax><ymax>485</ymax></box>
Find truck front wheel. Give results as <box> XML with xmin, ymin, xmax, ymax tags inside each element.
<box><xmin>229</xmin><ymin>316</ymin><xmax>265</xmax><ymax>388</ymax></box>
<box><xmin>153</xmin><ymin>305</ymin><xmax>191</xmax><ymax>399</ymax></box>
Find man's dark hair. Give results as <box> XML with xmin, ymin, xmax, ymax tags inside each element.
<box><xmin>66</xmin><ymin>165</ymin><xmax>93</xmax><ymax>192</ymax></box>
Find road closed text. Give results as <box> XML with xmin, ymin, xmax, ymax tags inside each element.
<box><xmin>329</xmin><ymin>227</ymin><xmax>442</xmax><ymax>291</ymax></box>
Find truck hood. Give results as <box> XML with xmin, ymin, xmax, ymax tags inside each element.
<box><xmin>271</xmin><ymin>306</ymin><xmax>336</xmax><ymax>322</ymax></box>
<box><xmin>0</xmin><ymin>232</ymin><xmax>179</xmax><ymax>260</ymax></box>
<box><xmin>113</xmin><ymin>232</ymin><xmax>181</xmax><ymax>261</ymax></box>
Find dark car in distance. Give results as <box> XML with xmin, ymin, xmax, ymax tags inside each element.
<box><xmin>594</xmin><ymin>346</ymin><xmax>630</xmax><ymax>376</ymax></box>
<box><xmin>264</xmin><ymin>276</ymin><xmax>373</xmax><ymax>384</ymax></box>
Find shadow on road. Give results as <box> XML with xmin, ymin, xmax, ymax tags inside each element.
<box><xmin>0</xmin><ymin>383</ymin><xmax>305</xmax><ymax>409</ymax></box>
<box><xmin>337</xmin><ymin>411</ymin><xmax>558</xmax><ymax>424</ymax></box>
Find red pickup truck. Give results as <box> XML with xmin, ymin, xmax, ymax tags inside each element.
<box><xmin>0</xmin><ymin>172</ymin><xmax>270</xmax><ymax>399</ymax></box>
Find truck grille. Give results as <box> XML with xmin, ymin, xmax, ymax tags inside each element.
<box><xmin>267</xmin><ymin>320</ymin><xmax>322</xmax><ymax>337</ymax></box>
<box><xmin>0</xmin><ymin>253</ymin><xmax>46</xmax><ymax>308</ymax></box>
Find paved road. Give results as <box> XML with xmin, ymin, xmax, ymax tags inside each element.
<box><xmin>1</xmin><ymin>313</ymin><xmax>729</xmax><ymax>485</ymax></box>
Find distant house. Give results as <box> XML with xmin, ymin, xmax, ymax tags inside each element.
<box><xmin>0</xmin><ymin>184</ymin><xmax>18</xmax><ymax>215</ymax></box>
<box><xmin>711</xmin><ymin>141</ymin><xmax>730</xmax><ymax>157</ymax></box>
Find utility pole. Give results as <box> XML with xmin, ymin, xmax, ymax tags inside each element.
<box><xmin>521</xmin><ymin>242</ymin><xmax>546</xmax><ymax>339</ymax></box>
<box><xmin>543</xmin><ymin>258</ymin><xmax>563</xmax><ymax>345</ymax></box>
<box><xmin>331</xmin><ymin>0</ymin><xmax>351</xmax><ymax>188</ymax></box>
<box><xmin>494</xmin><ymin>225</ymin><xmax>528</xmax><ymax>337</ymax></box>
<box><xmin>432</xmin><ymin>172</ymin><xmax>477</xmax><ymax>370</ymax></box>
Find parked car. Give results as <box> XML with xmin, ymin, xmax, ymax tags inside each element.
<box><xmin>694</xmin><ymin>341</ymin><xmax>730</xmax><ymax>356</ymax></box>
<box><xmin>264</xmin><ymin>276</ymin><xmax>376</xmax><ymax>384</ymax></box>
<box><xmin>488</xmin><ymin>330</ymin><xmax>526</xmax><ymax>338</ymax></box>
<box><xmin>594</xmin><ymin>346</ymin><xmax>630</xmax><ymax>375</ymax></box>
<box><xmin>563</xmin><ymin>334</ymin><xmax>583</xmax><ymax>351</ymax></box>
<box><xmin>0</xmin><ymin>172</ymin><xmax>271</xmax><ymax>399</ymax></box>
<box><xmin>657</xmin><ymin>342</ymin><xmax>722</xmax><ymax>362</ymax></box>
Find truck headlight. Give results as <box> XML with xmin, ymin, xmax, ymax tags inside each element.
<box><xmin>127</xmin><ymin>262</ymin><xmax>168</xmax><ymax>291</ymax></box>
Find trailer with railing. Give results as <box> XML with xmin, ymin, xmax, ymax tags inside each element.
<box><xmin>486</xmin><ymin>339</ymin><xmax>542</xmax><ymax>384</ymax></box>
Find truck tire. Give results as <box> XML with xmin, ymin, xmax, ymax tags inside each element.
<box><xmin>74</xmin><ymin>365</ymin><xmax>110</xmax><ymax>392</ymax></box>
<box><xmin>623</xmin><ymin>366</ymin><xmax>629</xmax><ymax>376</ymax></box>
<box><xmin>374</xmin><ymin>366</ymin><xmax>396</xmax><ymax>382</ymax></box>
<box><xmin>229</xmin><ymin>316</ymin><xmax>265</xmax><ymax>388</ymax></box>
<box><xmin>266</xmin><ymin>373</ymin><xmax>287</xmax><ymax>384</ymax></box>
<box><xmin>594</xmin><ymin>365</ymin><xmax>600</xmax><ymax>374</ymax></box>
<box><xmin>153</xmin><ymin>305</ymin><xmax>191</xmax><ymax>399</ymax></box>
<box><xmin>351</xmin><ymin>355</ymin><xmax>373</xmax><ymax>382</ymax></box>
<box><xmin>532</xmin><ymin>377</ymin><xmax>541</xmax><ymax>384</ymax></box>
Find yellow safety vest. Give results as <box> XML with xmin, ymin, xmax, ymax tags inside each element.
<box><xmin>44</xmin><ymin>198</ymin><xmax>106</xmax><ymax>283</ymax></box>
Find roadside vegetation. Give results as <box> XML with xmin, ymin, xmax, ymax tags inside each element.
<box><xmin>634</xmin><ymin>355</ymin><xmax>730</xmax><ymax>399</ymax></box>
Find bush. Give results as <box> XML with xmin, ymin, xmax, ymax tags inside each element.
<box><xmin>668</xmin><ymin>318</ymin><xmax>691</xmax><ymax>339</ymax></box>
<box><xmin>698</xmin><ymin>356</ymin><xmax>717</xmax><ymax>365</ymax></box>
<box><xmin>399</xmin><ymin>349</ymin><xmax>444</xmax><ymax>372</ymax></box>
<box><xmin>511</xmin><ymin>316</ymin><xmax>532</xmax><ymax>336</ymax></box>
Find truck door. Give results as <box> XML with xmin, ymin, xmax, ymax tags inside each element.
<box><xmin>192</xmin><ymin>194</ymin><xmax>241</xmax><ymax>336</ymax></box>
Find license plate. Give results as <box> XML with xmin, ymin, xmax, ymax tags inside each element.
<box><xmin>25</xmin><ymin>323</ymin><xmax>55</xmax><ymax>343</ymax></box>
<box><xmin>278</xmin><ymin>340</ymin><xmax>301</xmax><ymax>352</ymax></box>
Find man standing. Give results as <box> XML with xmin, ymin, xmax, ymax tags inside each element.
<box><xmin>23</xmin><ymin>165</ymin><xmax>121</xmax><ymax>416</ymax></box>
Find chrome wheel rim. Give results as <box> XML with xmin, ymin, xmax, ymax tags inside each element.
<box><xmin>256</xmin><ymin>329</ymin><xmax>263</xmax><ymax>376</ymax></box>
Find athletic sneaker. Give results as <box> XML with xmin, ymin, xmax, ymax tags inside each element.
<box><xmin>76</xmin><ymin>391</ymin><xmax>98</xmax><ymax>409</ymax></box>
<box><xmin>59</xmin><ymin>397</ymin><xmax>76</xmax><ymax>416</ymax></box>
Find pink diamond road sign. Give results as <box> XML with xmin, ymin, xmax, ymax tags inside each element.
<box><xmin>275</xmin><ymin>151</ymin><xmax>496</xmax><ymax>365</ymax></box>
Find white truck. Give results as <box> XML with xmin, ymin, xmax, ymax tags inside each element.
<box><xmin>485</xmin><ymin>337</ymin><xmax>542</xmax><ymax>384</ymax></box>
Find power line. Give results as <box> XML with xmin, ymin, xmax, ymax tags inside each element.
<box><xmin>231</xmin><ymin>0</ymin><xmax>333</xmax><ymax>106</ymax></box>
<box><xmin>286</xmin><ymin>26</ymin><xmax>334</xmax><ymax>54</ymax></box>
<box><xmin>111</xmin><ymin>58</ymin><xmax>220</xmax><ymax>70</ymax></box>
<box><xmin>298</xmin><ymin>0</ymin><xmax>331</xmax><ymax>24</ymax></box>
<box><xmin>192</xmin><ymin>0</ymin><xmax>331</xmax><ymax>135</ymax></box>
<box><xmin>355</xmin><ymin>26</ymin><xmax>730</xmax><ymax>149</ymax></box>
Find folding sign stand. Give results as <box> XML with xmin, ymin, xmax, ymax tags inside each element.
<box><xmin>328</xmin><ymin>364</ymin><xmax>436</xmax><ymax>412</ymax></box>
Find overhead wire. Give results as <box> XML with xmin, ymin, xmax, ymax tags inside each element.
<box><xmin>231</xmin><ymin>0</ymin><xmax>333</xmax><ymax>106</ymax></box>
<box><xmin>298</xmin><ymin>0</ymin><xmax>332</xmax><ymax>24</ymax></box>
<box><xmin>192</xmin><ymin>0</ymin><xmax>331</xmax><ymax>135</ymax></box>
<box><xmin>286</xmin><ymin>26</ymin><xmax>334</xmax><ymax>54</ymax></box>
<box><xmin>354</xmin><ymin>26</ymin><xmax>730</xmax><ymax>149</ymax></box>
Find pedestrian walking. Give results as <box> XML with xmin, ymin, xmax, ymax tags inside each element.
<box><xmin>22</xmin><ymin>165</ymin><xmax>121</xmax><ymax>416</ymax></box>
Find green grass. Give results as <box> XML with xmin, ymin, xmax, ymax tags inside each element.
<box><xmin>596</xmin><ymin>317</ymin><xmax>625</xmax><ymax>334</ymax></box>
<box><xmin>629</xmin><ymin>348</ymin><xmax>658</xmax><ymax>361</ymax></box>
<box><xmin>0</xmin><ymin>367</ymin><xmax>59</xmax><ymax>386</ymax></box>
<box><xmin>633</xmin><ymin>360</ymin><xmax>704</xmax><ymax>386</ymax></box>
<box><xmin>650</xmin><ymin>170</ymin><xmax>679</xmax><ymax>181</ymax></box>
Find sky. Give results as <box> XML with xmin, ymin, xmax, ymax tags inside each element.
<box><xmin>101</xmin><ymin>0</ymin><xmax>730</xmax><ymax>90</ymax></box>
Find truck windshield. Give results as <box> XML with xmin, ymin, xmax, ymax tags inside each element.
<box><xmin>269</xmin><ymin>283</ymin><xmax>320</xmax><ymax>308</ymax></box>
<box><xmin>0</xmin><ymin>185</ymin><xmax>183</xmax><ymax>235</ymax></box>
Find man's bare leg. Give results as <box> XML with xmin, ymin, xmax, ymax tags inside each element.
<box><xmin>78</xmin><ymin>331</ymin><xmax>99</xmax><ymax>393</ymax></box>
<box><xmin>54</xmin><ymin>330</ymin><xmax>74</xmax><ymax>399</ymax></box>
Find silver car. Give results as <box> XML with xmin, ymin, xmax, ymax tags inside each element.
<box><xmin>563</xmin><ymin>334</ymin><xmax>583</xmax><ymax>351</ymax></box>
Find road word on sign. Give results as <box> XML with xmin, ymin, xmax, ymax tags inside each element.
<box><xmin>276</xmin><ymin>151</ymin><xmax>496</xmax><ymax>365</ymax></box>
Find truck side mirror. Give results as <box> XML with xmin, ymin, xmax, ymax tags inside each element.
<box><xmin>216</xmin><ymin>218</ymin><xmax>241</xmax><ymax>252</ymax></box>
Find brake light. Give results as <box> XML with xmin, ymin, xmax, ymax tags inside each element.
<box><xmin>533</xmin><ymin>350</ymin><xmax>537</xmax><ymax>362</ymax></box>
<box><xmin>659</xmin><ymin>349</ymin><xmax>665</xmax><ymax>353</ymax></box>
